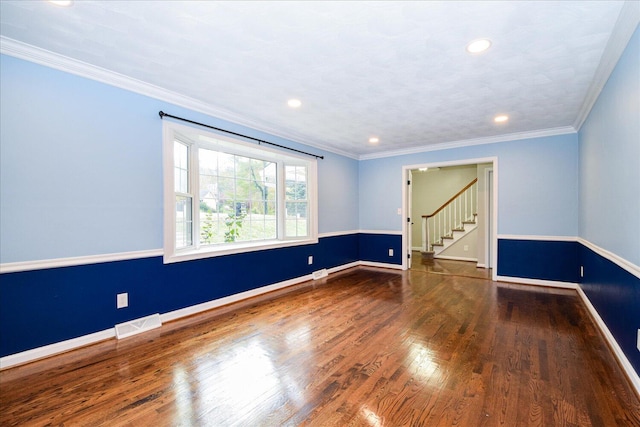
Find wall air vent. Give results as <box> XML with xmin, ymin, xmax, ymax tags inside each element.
<box><xmin>115</xmin><ymin>313</ymin><xmax>162</xmax><ymax>339</ymax></box>
<box><xmin>312</xmin><ymin>269</ymin><xmax>328</xmax><ymax>280</ymax></box>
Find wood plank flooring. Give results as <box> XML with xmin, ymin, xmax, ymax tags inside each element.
<box><xmin>1</xmin><ymin>265</ymin><xmax>639</xmax><ymax>426</ymax></box>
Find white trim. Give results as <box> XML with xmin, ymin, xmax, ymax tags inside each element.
<box><xmin>576</xmin><ymin>286</ymin><xmax>640</xmax><ymax>396</ymax></box>
<box><xmin>359</xmin><ymin>261</ymin><xmax>403</xmax><ymax>270</ymax></box>
<box><xmin>360</xmin><ymin>127</ymin><xmax>576</xmax><ymax>160</ymax></box>
<box><xmin>0</xmin><ymin>232</ymin><xmax>369</xmax><ymax>274</ymax></box>
<box><xmin>359</xmin><ymin>229</ymin><xmax>403</xmax><ymax>235</ymax></box>
<box><xmin>0</xmin><ymin>249</ymin><xmax>163</xmax><ymax>274</ymax></box>
<box><xmin>578</xmin><ymin>238</ymin><xmax>640</xmax><ymax>279</ymax></box>
<box><xmin>0</xmin><ymin>329</ymin><xmax>114</xmax><ymax>370</ymax></box>
<box><xmin>496</xmin><ymin>275</ymin><xmax>579</xmax><ymax>290</ymax></box>
<box><xmin>435</xmin><ymin>255</ymin><xmax>478</xmax><ymax>262</ymax></box>
<box><xmin>574</xmin><ymin>1</ymin><xmax>640</xmax><ymax>130</ymax></box>
<box><xmin>402</xmin><ymin>157</ymin><xmax>498</xmax><ymax>280</ymax></box>
<box><xmin>319</xmin><ymin>230</ymin><xmax>359</xmax><ymax>238</ymax></box>
<box><xmin>162</xmin><ymin>120</ymin><xmax>319</xmax><ymax>264</ymax></box>
<box><xmin>0</xmin><ymin>37</ymin><xmax>358</xmax><ymax>160</ymax></box>
<box><xmin>497</xmin><ymin>234</ymin><xmax>578</xmax><ymax>242</ymax></box>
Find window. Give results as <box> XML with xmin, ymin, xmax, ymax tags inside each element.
<box><xmin>163</xmin><ymin>121</ymin><xmax>318</xmax><ymax>263</ymax></box>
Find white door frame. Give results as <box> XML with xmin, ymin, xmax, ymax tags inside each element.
<box><xmin>401</xmin><ymin>156</ymin><xmax>498</xmax><ymax>281</ymax></box>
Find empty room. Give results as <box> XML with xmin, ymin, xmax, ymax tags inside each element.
<box><xmin>1</xmin><ymin>1</ymin><xmax>639</xmax><ymax>425</ymax></box>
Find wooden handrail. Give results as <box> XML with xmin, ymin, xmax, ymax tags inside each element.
<box><xmin>422</xmin><ymin>178</ymin><xmax>478</xmax><ymax>218</ymax></box>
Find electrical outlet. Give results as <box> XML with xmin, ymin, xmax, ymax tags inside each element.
<box><xmin>580</xmin><ymin>266</ymin><xmax>584</xmax><ymax>278</ymax></box>
<box><xmin>463</xmin><ymin>245</ymin><xmax>469</xmax><ymax>251</ymax></box>
<box><xmin>637</xmin><ymin>329</ymin><xmax>640</xmax><ymax>352</ymax></box>
<box><xmin>388</xmin><ymin>249</ymin><xmax>394</xmax><ymax>257</ymax></box>
<box><xmin>117</xmin><ymin>293</ymin><xmax>128</xmax><ymax>309</ymax></box>
<box><xmin>397</xmin><ymin>208</ymin><xmax>401</xmax><ymax>215</ymax></box>
<box><xmin>308</xmin><ymin>255</ymin><xmax>313</xmax><ymax>265</ymax></box>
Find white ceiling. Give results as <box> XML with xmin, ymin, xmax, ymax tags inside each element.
<box><xmin>0</xmin><ymin>1</ymin><xmax>637</xmax><ymax>158</ymax></box>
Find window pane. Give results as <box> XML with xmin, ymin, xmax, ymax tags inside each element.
<box><xmin>285</xmin><ymin>165</ymin><xmax>307</xmax><ymax>202</ymax></box>
<box><xmin>199</xmin><ymin>148</ymin><xmax>218</xmax><ymax>176</ymax></box>
<box><xmin>218</xmin><ymin>152</ymin><xmax>235</xmax><ymax>178</ymax></box>
<box><xmin>174</xmin><ymin>142</ymin><xmax>189</xmax><ymax>193</ymax></box>
<box><xmin>176</xmin><ymin>195</ymin><xmax>192</xmax><ymax>248</ymax></box>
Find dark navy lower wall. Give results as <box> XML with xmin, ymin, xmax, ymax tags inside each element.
<box><xmin>497</xmin><ymin>239</ymin><xmax>579</xmax><ymax>283</ymax></box>
<box><xmin>579</xmin><ymin>244</ymin><xmax>640</xmax><ymax>374</ymax></box>
<box><xmin>359</xmin><ymin>233</ymin><xmax>403</xmax><ymax>265</ymax></box>
<box><xmin>0</xmin><ymin>234</ymin><xmax>362</xmax><ymax>357</ymax></box>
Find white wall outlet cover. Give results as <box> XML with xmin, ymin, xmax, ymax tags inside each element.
<box><xmin>397</xmin><ymin>208</ymin><xmax>402</xmax><ymax>215</ymax></box>
<box><xmin>308</xmin><ymin>255</ymin><xmax>313</xmax><ymax>265</ymax></box>
<box><xmin>388</xmin><ymin>249</ymin><xmax>394</xmax><ymax>256</ymax></box>
<box><xmin>637</xmin><ymin>329</ymin><xmax>640</xmax><ymax>352</ymax></box>
<box><xmin>117</xmin><ymin>293</ymin><xmax>128</xmax><ymax>309</ymax></box>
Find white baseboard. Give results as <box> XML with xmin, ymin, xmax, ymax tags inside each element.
<box><xmin>435</xmin><ymin>255</ymin><xmax>478</xmax><ymax>262</ymax></box>
<box><xmin>576</xmin><ymin>286</ymin><xmax>640</xmax><ymax>396</ymax></box>
<box><xmin>0</xmin><ymin>329</ymin><xmax>115</xmax><ymax>369</ymax></box>
<box><xmin>359</xmin><ymin>261</ymin><xmax>403</xmax><ymax>270</ymax></box>
<box><xmin>495</xmin><ymin>275</ymin><xmax>578</xmax><ymax>290</ymax></box>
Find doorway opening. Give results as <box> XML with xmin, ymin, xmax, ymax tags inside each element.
<box><xmin>402</xmin><ymin>157</ymin><xmax>497</xmax><ymax>281</ymax></box>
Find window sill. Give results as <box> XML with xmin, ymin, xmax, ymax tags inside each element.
<box><xmin>163</xmin><ymin>237</ymin><xmax>318</xmax><ymax>264</ymax></box>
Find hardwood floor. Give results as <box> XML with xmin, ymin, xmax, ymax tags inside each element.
<box><xmin>1</xmin><ymin>266</ymin><xmax>639</xmax><ymax>426</ymax></box>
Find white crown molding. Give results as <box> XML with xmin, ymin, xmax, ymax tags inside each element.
<box><xmin>0</xmin><ymin>36</ymin><xmax>358</xmax><ymax>161</ymax></box>
<box><xmin>573</xmin><ymin>1</ymin><xmax>640</xmax><ymax>131</ymax></box>
<box><xmin>359</xmin><ymin>126</ymin><xmax>577</xmax><ymax>160</ymax></box>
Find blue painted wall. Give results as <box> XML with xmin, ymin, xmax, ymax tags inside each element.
<box><xmin>359</xmin><ymin>233</ymin><xmax>403</xmax><ymax>265</ymax></box>
<box><xmin>497</xmin><ymin>239</ymin><xmax>579</xmax><ymax>283</ymax></box>
<box><xmin>579</xmin><ymin>245</ymin><xmax>640</xmax><ymax>373</ymax></box>
<box><xmin>0</xmin><ymin>234</ymin><xmax>361</xmax><ymax>357</ymax></box>
<box><xmin>578</xmin><ymin>26</ymin><xmax>640</xmax><ymax>375</ymax></box>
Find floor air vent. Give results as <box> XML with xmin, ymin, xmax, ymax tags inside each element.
<box><xmin>115</xmin><ymin>313</ymin><xmax>162</xmax><ymax>339</ymax></box>
<box><xmin>312</xmin><ymin>269</ymin><xmax>328</xmax><ymax>280</ymax></box>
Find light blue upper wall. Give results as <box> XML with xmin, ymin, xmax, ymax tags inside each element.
<box><xmin>0</xmin><ymin>55</ymin><xmax>358</xmax><ymax>263</ymax></box>
<box><xmin>359</xmin><ymin>133</ymin><xmax>579</xmax><ymax>236</ymax></box>
<box><xmin>579</xmin><ymin>26</ymin><xmax>640</xmax><ymax>266</ymax></box>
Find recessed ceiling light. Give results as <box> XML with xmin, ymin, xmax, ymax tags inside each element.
<box><xmin>48</xmin><ymin>0</ymin><xmax>73</xmax><ymax>6</ymax></box>
<box><xmin>466</xmin><ymin>39</ymin><xmax>491</xmax><ymax>54</ymax></box>
<box><xmin>494</xmin><ymin>115</ymin><xmax>509</xmax><ymax>123</ymax></box>
<box><xmin>287</xmin><ymin>99</ymin><xmax>302</xmax><ymax>108</ymax></box>
<box><xmin>368</xmin><ymin>137</ymin><xmax>379</xmax><ymax>144</ymax></box>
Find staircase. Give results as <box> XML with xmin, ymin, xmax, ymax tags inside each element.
<box><xmin>429</xmin><ymin>213</ymin><xmax>477</xmax><ymax>255</ymax></box>
<box><xmin>421</xmin><ymin>178</ymin><xmax>478</xmax><ymax>257</ymax></box>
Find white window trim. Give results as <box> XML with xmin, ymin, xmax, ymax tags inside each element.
<box><xmin>163</xmin><ymin>120</ymin><xmax>318</xmax><ymax>264</ymax></box>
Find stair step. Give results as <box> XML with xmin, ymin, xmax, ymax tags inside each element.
<box><xmin>442</xmin><ymin>235</ymin><xmax>454</xmax><ymax>240</ymax></box>
<box><xmin>432</xmin><ymin>242</ymin><xmax>443</xmax><ymax>247</ymax></box>
<box><xmin>452</xmin><ymin>228</ymin><xmax>465</xmax><ymax>232</ymax></box>
<box><xmin>462</xmin><ymin>221</ymin><xmax>476</xmax><ymax>225</ymax></box>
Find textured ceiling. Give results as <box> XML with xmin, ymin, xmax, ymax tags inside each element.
<box><xmin>0</xmin><ymin>1</ymin><xmax>632</xmax><ymax>158</ymax></box>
